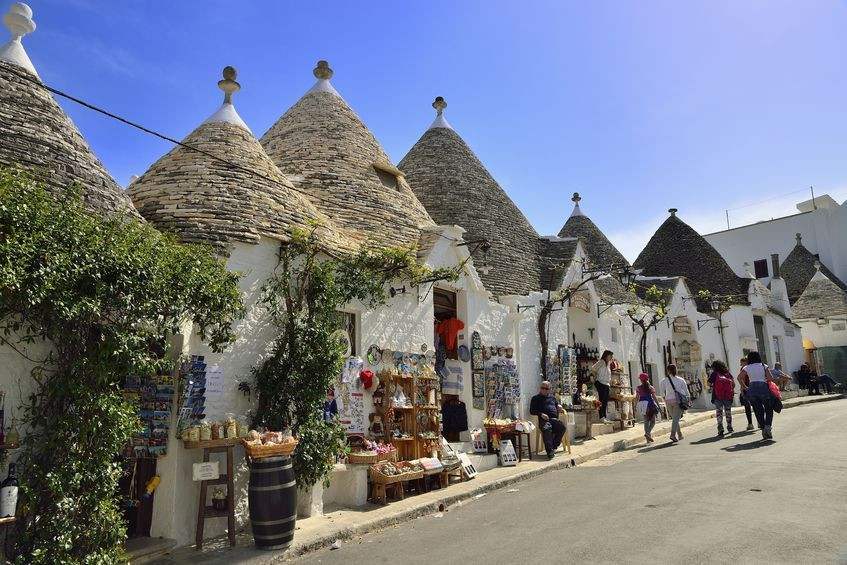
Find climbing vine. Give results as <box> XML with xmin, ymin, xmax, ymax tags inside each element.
<box><xmin>250</xmin><ymin>225</ymin><xmax>459</xmax><ymax>489</ymax></box>
<box><xmin>627</xmin><ymin>283</ymin><xmax>673</xmax><ymax>373</ymax></box>
<box><xmin>0</xmin><ymin>169</ymin><xmax>244</xmax><ymax>563</ymax></box>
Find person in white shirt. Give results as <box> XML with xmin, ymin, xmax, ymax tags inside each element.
<box><xmin>737</xmin><ymin>351</ymin><xmax>775</xmax><ymax>440</ymax></box>
<box><xmin>590</xmin><ymin>350</ymin><xmax>614</xmax><ymax>424</ymax></box>
<box><xmin>660</xmin><ymin>364</ymin><xmax>689</xmax><ymax>442</ymax></box>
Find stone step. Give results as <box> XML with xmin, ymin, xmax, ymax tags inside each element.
<box><xmin>125</xmin><ymin>537</ymin><xmax>177</xmax><ymax>564</ymax></box>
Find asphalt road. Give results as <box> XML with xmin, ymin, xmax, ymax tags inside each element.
<box><xmin>294</xmin><ymin>399</ymin><xmax>847</xmax><ymax>565</ymax></box>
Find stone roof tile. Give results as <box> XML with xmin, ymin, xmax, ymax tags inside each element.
<box><xmin>780</xmin><ymin>234</ymin><xmax>847</xmax><ymax>304</ymax></box>
<box><xmin>792</xmin><ymin>270</ymin><xmax>847</xmax><ymax>319</ymax></box>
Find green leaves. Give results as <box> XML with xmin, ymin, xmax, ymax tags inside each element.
<box><xmin>0</xmin><ymin>169</ymin><xmax>244</xmax><ymax>562</ymax></box>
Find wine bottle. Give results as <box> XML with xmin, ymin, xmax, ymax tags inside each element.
<box><xmin>1</xmin><ymin>463</ymin><xmax>18</xmax><ymax>518</ymax></box>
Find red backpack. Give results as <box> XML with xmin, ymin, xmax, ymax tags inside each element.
<box><xmin>714</xmin><ymin>372</ymin><xmax>735</xmax><ymax>401</ymax></box>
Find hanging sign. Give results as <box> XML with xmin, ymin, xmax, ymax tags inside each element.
<box><xmin>205</xmin><ymin>365</ymin><xmax>225</xmax><ymax>397</ymax></box>
<box><xmin>569</xmin><ymin>292</ymin><xmax>591</xmax><ymax>313</ymax></box>
<box><xmin>192</xmin><ymin>461</ymin><xmax>220</xmax><ymax>481</ymax></box>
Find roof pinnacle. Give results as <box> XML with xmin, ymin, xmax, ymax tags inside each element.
<box><xmin>796</xmin><ymin>232</ymin><xmax>803</xmax><ymax>245</ymax></box>
<box><xmin>572</xmin><ymin>192</ymin><xmax>581</xmax><ymax>204</ymax></box>
<box><xmin>218</xmin><ymin>66</ymin><xmax>240</xmax><ymax>104</ymax></box>
<box><xmin>433</xmin><ymin>96</ymin><xmax>447</xmax><ymax>116</ymax></box>
<box><xmin>569</xmin><ymin>192</ymin><xmax>585</xmax><ymax>217</ymax></box>
<box><xmin>314</xmin><ymin>60</ymin><xmax>333</xmax><ymax>80</ymax></box>
<box><xmin>428</xmin><ymin>96</ymin><xmax>453</xmax><ymax>130</ymax></box>
<box><xmin>814</xmin><ymin>260</ymin><xmax>821</xmax><ymax>271</ymax></box>
<box><xmin>668</xmin><ymin>208</ymin><xmax>678</xmax><ymax>216</ymax></box>
<box><xmin>0</xmin><ymin>2</ymin><xmax>37</xmax><ymax>76</ymax></box>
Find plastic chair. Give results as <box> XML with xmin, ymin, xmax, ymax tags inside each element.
<box><xmin>534</xmin><ymin>421</ymin><xmax>571</xmax><ymax>456</ymax></box>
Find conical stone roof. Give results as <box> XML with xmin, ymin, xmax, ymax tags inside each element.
<box><xmin>792</xmin><ymin>269</ymin><xmax>847</xmax><ymax>319</ymax></box>
<box><xmin>260</xmin><ymin>61</ymin><xmax>434</xmax><ymax>250</ymax></box>
<box><xmin>780</xmin><ymin>233</ymin><xmax>847</xmax><ymax>304</ymax></box>
<box><xmin>0</xmin><ymin>4</ymin><xmax>139</xmax><ymax>220</ymax></box>
<box><xmin>558</xmin><ymin>192</ymin><xmax>629</xmax><ymax>269</ymax></box>
<box><xmin>633</xmin><ymin>209</ymin><xmax>745</xmax><ymax>304</ymax></box>
<box><xmin>128</xmin><ymin>67</ymin><xmax>353</xmax><ymax>253</ymax></box>
<box><xmin>399</xmin><ymin>98</ymin><xmax>544</xmax><ymax>297</ymax></box>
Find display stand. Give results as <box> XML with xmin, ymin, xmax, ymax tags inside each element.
<box><xmin>610</xmin><ymin>376</ymin><xmax>636</xmax><ymax>429</ymax></box>
<box><xmin>384</xmin><ymin>370</ymin><xmax>441</xmax><ymax>461</ymax></box>
<box><xmin>183</xmin><ymin>438</ymin><xmax>239</xmax><ymax>550</ymax></box>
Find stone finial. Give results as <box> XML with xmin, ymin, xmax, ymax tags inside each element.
<box><xmin>668</xmin><ymin>208</ymin><xmax>678</xmax><ymax>216</ymax></box>
<box><xmin>3</xmin><ymin>3</ymin><xmax>35</xmax><ymax>40</ymax></box>
<box><xmin>313</xmin><ymin>60</ymin><xmax>333</xmax><ymax>80</ymax></box>
<box><xmin>814</xmin><ymin>260</ymin><xmax>821</xmax><ymax>271</ymax></box>
<box><xmin>572</xmin><ymin>192</ymin><xmax>581</xmax><ymax>204</ymax></box>
<box><xmin>795</xmin><ymin>232</ymin><xmax>802</xmax><ymax>245</ymax></box>
<box><xmin>0</xmin><ymin>3</ymin><xmax>37</xmax><ymax>75</ymax></box>
<box><xmin>433</xmin><ymin>96</ymin><xmax>447</xmax><ymax>116</ymax></box>
<box><xmin>217</xmin><ymin>66</ymin><xmax>240</xmax><ymax>104</ymax></box>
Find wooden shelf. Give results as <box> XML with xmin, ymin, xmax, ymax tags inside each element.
<box><xmin>0</xmin><ymin>516</ymin><xmax>16</xmax><ymax>525</ymax></box>
<box><xmin>182</xmin><ymin>438</ymin><xmax>241</xmax><ymax>450</ymax></box>
<box><xmin>203</xmin><ymin>506</ymin><xmax>229</xmax><ymax>519</ymax></box>
<box><xmin>0</xmin><ymin>444</ymin><xmax>19</xmax><ymax>450</ymax></box>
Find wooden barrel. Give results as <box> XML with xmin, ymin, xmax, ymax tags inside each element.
<box><xmin>248</xmin><ymin>456</ymin><xmax>297</xmax><ymax>550</ymax></box>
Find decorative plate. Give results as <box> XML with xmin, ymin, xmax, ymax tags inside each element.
<box><xmin>483</xmin><ymin>347</ymin><xmax>492</xmax><ymax>360</ymax></box>
<box><xmin>382</xmin><ymin>349</ymin><xmax>394</xmax><ymax>363</ymax></box>
<box><xmin>366</xmin><ymin>344</ymin><xmax>381</xmax><ymax>366</ymax></box>
<box><xmin>421</xmin><ymin>343</ymin><xmax>428</xmax><ymax>353</ymax></box>
<box><xmin>458</xmin><ymin>345</ymin><xmax>471</xmax><ymax>362</ymax></box>
<box><xmin>505</xmin><ymin>347</ymin><xmax>514</xmax><ymax>359</ymax></box>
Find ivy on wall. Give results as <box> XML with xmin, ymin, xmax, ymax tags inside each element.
<box><xmin>0</xmin><ymin>169</ymin><xmax>244</xmax><ymax>563</ymax></box>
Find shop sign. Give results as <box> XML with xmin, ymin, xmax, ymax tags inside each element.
<box><xmin>673</xmin><ymin>317</ymin><xmax>692</xmax><ymax>334</ymax></box>
<box><xmin>193</xmin><ymin>461</ymin><xmax>220</xmax><ymax>481</ymax></box>
<box><xmin>569</xmin><ymin>292</ymin><xmax>591</xmax><ymax>313</ymax></box>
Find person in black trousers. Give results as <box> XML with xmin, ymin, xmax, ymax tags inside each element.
<box><xmin>530</xmin><ymin>381</ymin><xmax>565</xmax><ymax>460</ymax></box>
<box><xmin>739</xmin><ymin>357</ymin><xmax>754</xmax><ymax>430</ymax></box>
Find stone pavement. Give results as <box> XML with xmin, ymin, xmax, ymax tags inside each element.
<box><xmin>146</xmin><ymin>393</ymin><xmax>844</xmax><ymax>564</ymax></box>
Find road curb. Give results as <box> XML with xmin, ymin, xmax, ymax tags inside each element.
<box><xmin>268</xmin><ymin>393</ymin><xmax>843</xmax><ymax>562</ymax></box>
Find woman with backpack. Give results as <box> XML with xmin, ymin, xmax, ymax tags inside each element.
<box><xmin>708</xmin><ymin>360</ymin><xmax>735</xmax><ymax>436</ymax></box>
<box><xmin>636</xmin><ymin>373</ymin><xmax>661</xmax><ymax>443</ymax></box>
<box><xmin>660</xmin><ymin>364</ymin><xmax>689</xmax><ymax>442</ymax></box>
<box><xmin>737</xmin><ymin>351</ymin><xmax>775</xmax><ymax>440</ymax></box>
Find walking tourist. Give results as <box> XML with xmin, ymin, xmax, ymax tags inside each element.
<box><xmin>737</xmin><ymin>351</ymin><xmax>775</xmax><ymax>440</ymax></box>
<box><xmin>771</xmin><ymin>362</ymin><xmax>792</xmax><ymax>391</ymax></box>
<box><xmin>739</xmin><ymin>357</ymin><xmax>754</xmax><ymax>430</ymax></box>
<box><xmin>591</xmin><ymin>350</ymin><xmax>614</xmax><ymax>424</ymax></box>
<box><xmin>529</xmin><ymin>381</ymin><xmax>565</xmax><ymax>460</ymax></box>
<box><xmin>660</xmin><ymin>364</ymin><xmax>688</xmax><ymax>442</ymax></box>
<box><xmin>636</xmin><ymin>374</ymin><xmax>660</xmax><ymax>443</ymax></box>
<box><xmin>708</xmin><ymin>360</ymin><xmax>735</xmax><ymax>436</ymax></box>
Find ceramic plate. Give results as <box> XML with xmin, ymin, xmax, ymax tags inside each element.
<box><xmin>458</xmin><ymin>345</ymin><xmax>471</xmax><ymax>362</ymax></box>
<box><xmin>366</xmin><ymin>344</ymin><xmax>381</xmax><ymax>366</ymax></box>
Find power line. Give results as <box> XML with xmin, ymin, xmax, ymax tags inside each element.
<box><xmin>6</xmin><ymin>65</ymin><xmax>465</xmax><ymax>244</ymax></box>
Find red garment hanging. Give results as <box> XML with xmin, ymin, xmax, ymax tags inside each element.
<box><xmin>435</xmin><ymin>318</ymin><xmax>464</xmax><ymax>351</ymax></box>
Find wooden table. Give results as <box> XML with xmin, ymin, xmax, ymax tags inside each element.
<box><xmin>183</xmin><ymin>438</ymin><xmax>240</xmax><ymax>550</ymax></box>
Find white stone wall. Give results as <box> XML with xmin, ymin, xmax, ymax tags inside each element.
<box><xmin>796</xmin><ymin>320</ymin><xmax>847</xmax><ymax>349</ymax></box>
<box><xmin>704</xmin><ymin>202</ymin><xmax>847</xmax><ymax>284</ymax></box>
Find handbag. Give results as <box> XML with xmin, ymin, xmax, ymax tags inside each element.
<box><xmin>770</xmin><ymin>390</ymin><xmax>783</xmax><ymax>413</ymax></box>
<box><xmin>667</xmin><ymin>376</ymin><xmax>690</xmax><ymax>411</ymax></box>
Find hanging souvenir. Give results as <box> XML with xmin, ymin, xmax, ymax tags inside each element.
<box><xmin>366</xmin><ymin>344</ymin><xmax>381</xmax><ymax>366</ymax></box>
<box><xmin>420</xmin><ymin>343</ymin><xmax>428</xmax><ymax>353</ymax></box>
<box><xmin>332</xmin><ymin>329</ymin><xmax>352</xmax><ymax>357</ymax></box>
<box><xmin>458</xmin><ymin>345</ymin><xmax>471</xmax><ymax>362</ymax></box>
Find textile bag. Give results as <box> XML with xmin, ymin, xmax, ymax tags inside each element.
<box><xmin>769</xmin><ymin>381</ymin><xmax>783</xmax><ymax>413</ymax></box>
<box><xmin>667</xmin><ymin>376</ymin><xmax>690</xmax><ymax>411</ymax></box>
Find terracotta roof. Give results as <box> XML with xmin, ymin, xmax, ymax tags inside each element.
<box><xmin>792</xmin><ymin>270</ymin><xmax>847</xmax><ymax>319</ymax></box>
<box><xmin>780</xmin><ymin>234</ymin><xmax>847</xmax><ymax>304</ymax></box>
<box><xmin>260</xmin><ymin>61</ymin><xmax>434</xmax><ymax>250</ymax></box>
<box><xmin>128</xmin><ymin>68</ymin><xmax>354</xmax><ymax>253</ymax></box>
<box><xmin>0</xmin><ymin>59</ymin><xmax>139</xmax><ymax>220</ymax></box>
<box><xmin>633</xmin><ymin>210</ymin><xmax>746</xmax><ymax>308</ymax></box>
<box><xmin>558</xmin><ymin>193</ymin><xmax>628</xmax><ymax>269</ymax></box>
<box><xmin>399</xmin><ymin>98</ymin><xmax>546</xmax><ymax>297</ymax></box>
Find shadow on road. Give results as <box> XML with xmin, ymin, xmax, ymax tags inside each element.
<box><xmin>638</xmin><ymin>442</ymin><xmax>677</xmax><ymax>453</ymax></box>
<box><xmin>690</xmin><ymin>435</ymin><xmax>725</xmax><ymax>445</ymax></box>
<box><xmin>722</xmin><ymin>439</ymin><xmax>775</xmax><ymax>452</ymax></box>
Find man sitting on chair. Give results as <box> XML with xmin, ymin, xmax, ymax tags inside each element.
<box><xmin>530</xmin><ymin>381</ymin><xmax>565</xmax><ymax>460</ymax></box>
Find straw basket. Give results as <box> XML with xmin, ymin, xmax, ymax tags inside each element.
<box><xmin>347</xmin><ymin>451</ymin><xmax>378</xmax><ymax>465</ymax></box>
<box><xmin>241</xmin><ymin>438</ymin><xmax>298</xmax><ymax>459</ymax></box>
<box><xmin>369</xmin><ymin>462</ymin><xmax>423</xmax><ymax>484</ymax></box>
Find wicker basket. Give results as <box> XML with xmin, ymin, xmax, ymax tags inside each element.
<box><xmin>369</xmin><ymin>462</ymin><xmax>424</xmax><ymax>484</ymax></box>
<box><xmin>241</xmin><ymin>438</ymin><xmax>298</xmax><ymax>459</ymax></box>
<box><xmin>376</xmin><ymin>450</ymin><xmax>397</xmax><ymax>462</ymax></box>
<box><xmin>348</xmin><ymin>451</ymin><xmax>378</xmax><ymax>465</ymax></box>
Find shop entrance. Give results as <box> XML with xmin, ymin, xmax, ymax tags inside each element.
<box><xmin>118</xmin><ymin>458</ymin><xmax>157</xmax><ymax>538</ymax></box>
<box><xmin>434</xmin><ymin>288</ymin><xmax>465</xmax><ymax>442</ymax></box>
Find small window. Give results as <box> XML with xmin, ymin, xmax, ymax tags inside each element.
<box><xmin>374</xmin><ymin>167</ymin><xmax>398</xmax><ymax>191</ymax></box>
<box><xmin>753</xmin><ymin>259</ymin><xmax>769</xmax><ymax>279</ymax></box>
<box><xmin>833</xmin><ymin>323</ymin><xmax>846</xmax><ymax>332</ymax></box>
<box><xmin>611</xmin><ymin>327</ymin><xmax>618</xmax><ymax>343</ymax></box>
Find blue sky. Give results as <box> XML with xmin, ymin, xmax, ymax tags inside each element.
<box><xmin>15</xmin><ymin>0</ymin><xmax>847</xmax><ymax>260</ymax></box>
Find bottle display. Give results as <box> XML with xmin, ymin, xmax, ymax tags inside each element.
<box><xmin>1</xmin><ymin>462</ymin><xmax>18</xmax><ymax>518</ymax></box>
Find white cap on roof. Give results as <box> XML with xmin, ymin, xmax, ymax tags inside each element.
<box><xmin>306</xmin><ymin>60</ymin><xmax>340</xmax><ymax>96</ymax></box>
<box><xmin>428</xmin><ymin>96</ymin><xmax>453</xmax><ymax>130</ymax></box>
<box><xmin>202</xmin><ymin>66</ymin><xmax>251</xmax><ymax>132</ymax></box>
<box><xmin>569</xmin><ymin>192</ymin><xmax>585</xmax><ymax>217</ymax></box>
<box><xmin>0</xmin><ymin>3</ymin><xmax>37</xmax><ymax>77</ymax></box>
